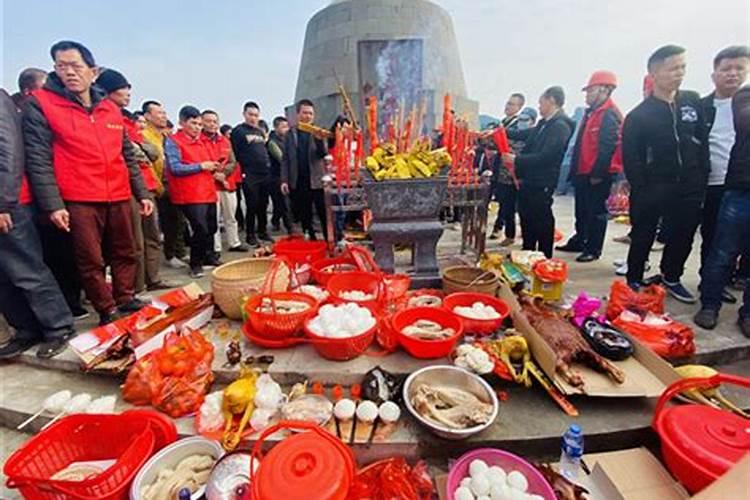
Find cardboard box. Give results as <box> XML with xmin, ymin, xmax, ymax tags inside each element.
<box><xmin>498</xmin><ymin>282</ymin><xmax>680</xmax><ymax>397</ymax></box>
<box><xmin>691</xmin><ymin>454</ymin><xmax>750</xmax><ymax>499</ymax></box>
<box><xmin>583</xmin><ymin>448</ymin><xmax>689</xmax><ymax>500</ymax></box>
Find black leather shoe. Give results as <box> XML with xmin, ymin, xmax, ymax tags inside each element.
<box><xmin>576</xmin><ymin>253</ymin><xmax>599</xmax><ymax>263</ymax></box>
<box><xmin>694</xmin><ymin>309</ymin><xmax>719</xmax><ymax>330</ymax></box>
<box><xmin>0</xmin><ymin>338</ymin><xmax>37</xmax><ymax>359</ymax></box>
<box><xmin>36</xmin><ymin>331</ymin><xmax>75</xmax><ymax>359</ymax></box>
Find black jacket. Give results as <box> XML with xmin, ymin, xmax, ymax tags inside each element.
<box><xmin>510</xmin><ymin>111</ymin><xmax>575</xmax><ymax>189</ymax></box>
<box><xmin>22</xmin><ymin>73</ymin><xmax>149</xmax><ymax>212</ymax></box>
<box><xmin>726</xmin><ymin>85</ymin><xmax>750</xmax><ymax>191</ymax></box>
<box><xmin>230</xmin><ymin>123</ymin><xmax>271</xmax><ymax>178</ymax></box>
<box><xmin>701</xmin><ymin>92</ymin><xmax>717</xmax><ymax>134</ymax></box>
<box><xmin>281</xmin><ymin>128</ymin><xmax>328</xmax><ymax>190</ymax></box>
<box><xmin>0</xmin><ymin>89</ymin><xmax>25</xmax><ymax>213</ymax></box>
<box><xmin>622</xmin><ymin>91</ymin><xmax>709</xmax><ymax>194</ymax></box>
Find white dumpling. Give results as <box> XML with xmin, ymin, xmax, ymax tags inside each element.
<box><xmin>454</xmin><ymin>486</ymin><xmax>475</xmax><ymax>500</ymax></box>
<box><xmin>507</xmin><ymin>471</ymin><xmax>528</xmax><ymax>492</ymax></box>
<box><xmin>470</xmin><ymin>475</ymin><xmax>490</xmax><ymax>496</ymax></box>
<box><xmin>487</xmin><ymin>466</ymin><xmax>507</xmax><ymax>487</ymax></box>
<box><xmin>469</xmin><ymin>459</ymin><xmax>489</xmax><ymax>478</ymax></box>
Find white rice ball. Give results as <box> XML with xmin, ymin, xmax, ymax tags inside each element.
<box><xmin>507</xmin><ymin>471</ymin><xmax>528</xmax><ymax>493</ymax></box>
<box><xmin>470</xmin><ymin>475</ymin><xmax>490</xmax><ymax>496</ymax></box>
<box><xmin>469</xmin><ymin>459</ymin><xmax>489</xmax><ymax>478</ymax></box>
<box><xmin>454</xmin><ymin>486</ymin><xmax>475</xmax><ymax>500</ymax></box>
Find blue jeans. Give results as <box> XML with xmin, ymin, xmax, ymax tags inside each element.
<box><xmin>700</xmin><ymin>190</ymin><xmax>750</xmax><ymax>317</ymax></box>
<box><xmin>0</xmin><ymin>204</ymin><xmax>73</xmax><ymax>341</ymax></box>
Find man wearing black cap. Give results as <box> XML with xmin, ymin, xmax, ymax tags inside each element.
<box><xmin>97</xmin><ymin>68</ymin><xmax>175</xmax><ymax>293</ymax></box>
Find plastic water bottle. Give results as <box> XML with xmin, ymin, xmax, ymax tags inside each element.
<box><xmin>559</xmin><ymin>424</ymin><xmax>584</xmax><ymax>479</ymax></box>
<box><xmin>178</xmin><ymin>488</ymin><xmax>192</xmax><ymax>500</ymax></box>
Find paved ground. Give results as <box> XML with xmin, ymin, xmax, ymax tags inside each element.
<box><xmin>1</xmin><ymin>194</ymin><xmax>748</xmax><ymax>497</ymax></box>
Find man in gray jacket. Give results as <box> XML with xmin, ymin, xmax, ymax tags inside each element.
<box><xmin>280</xmin><ymin>99</ymin><xmax>329</xmax><ymax>241</ymax></box>
<box><xmin>0</xmin><ymin>88</ymin><xmax>74</xmax><ymax>359</ymax></box>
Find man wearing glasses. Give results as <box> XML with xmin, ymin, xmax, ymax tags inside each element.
<box><xmin>23</xmin><ymin>40</ymin><xmax>153</xmax><ymax>326</ymax></box>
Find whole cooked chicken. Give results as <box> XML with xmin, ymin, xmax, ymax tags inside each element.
<box><xmin>520</xmin><ymin>297</ymin><xmax>625</xmax><ymax>388</ymax></box>
<box><xmin>411</xmin><ymin>384</ymin><xmax>493</xmax><ymax>429</ymax></box>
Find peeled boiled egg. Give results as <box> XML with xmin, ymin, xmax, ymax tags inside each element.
<box><xmin>470</xmin><ymin>475</ymin><xmax>490</xmax><ymax>496</ymax></box>
<box><xmin>460</xmin><ymin>477</ymin><xmax>472</xmax><ymax>488</ymax></box>
<box><xmin>506</xmin><ymin>470</ymin><xmax>528</xmax><ymax>492</ymax></box>
<box><xmin>469</xmin><ymin>459</ymin><xmax>489</xmax><ymax>478</ymax></box>
<box><xmin>454</xmin><ymin>486</ymin><xmax>475</xmax><ymax>500</ymax></box>
<box><xmin>487</xmin><ymin>465</ymin><xmax>507</xmax><ymax>486</ymax></box>
<box><xmin>489</xmin><ymin>484</ymin><xmax>513</xmax><ymax>500</ymax></box>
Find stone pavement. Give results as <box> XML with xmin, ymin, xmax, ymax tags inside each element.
<box><xmin>1</xmin><ymin>195</ymin><xmax>748</xmax><ymax>497</ymax></box>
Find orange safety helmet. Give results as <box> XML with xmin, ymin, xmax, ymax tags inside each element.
<box><xmin>583</xmin><ymin>70</ymin><xmax>618</xmax><ymax>90</ymax></box>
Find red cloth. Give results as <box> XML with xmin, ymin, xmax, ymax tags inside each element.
<box><xmin>67</xmin><ymin>201</ymin><xmax>137</xmax><ymax>313</ymax></box>
<box><xmin>203</xmin><ymin>132</ymin><xmax>236</xmax><ymax>191</ymax></box>
<box><xmin>32</xmin><ymin>89</ymin><xmax>132</xmax><ymax>202</ymax></box>
<box><xmin>18</xmin><ymin>176</ymin><xmax>32</xmax><ymax>204</ymax></box>
<box><xmin>576</xmin><ymin>97</ymin><xmax>623</xmax><ymax>176</ymax></box>
<box><xmin>166</xmin><ymin>130</ymin><xmax>217</xmax><ymax>205</ymax></box>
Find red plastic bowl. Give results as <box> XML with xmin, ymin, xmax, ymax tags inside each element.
<box><xmin>243</xmin><ymin>292</ymin><xmax>319</xmax><ymax>339</ymax></box>
<box><xmin>446</xmin><ymin>448</ymin><xmax>556</xmax><ymax>500</ymax></box>
<box><xmin>311</xmin><ymin>257</ymin><xmax>358</xmax><ymax>286</ymax></box>
<box><xmin>383</xmin><ymin>273</ymin><xmax>411</xmax><ymax>301</ymax></box>
<box><xmin>303</xmin><ymin>316</ymin><xmax>378</xmax><ymax>361</ymax></box>
<box><xmin>392</xmin><ymin>307</ymin><xmax>464</xmax><ymax>359</ymax></box>
<box><xmin>327</xmin><ymin>271</ymin><xmax>382</xmax><ymax>311</ymax></box>
<box><xmin>443</xmin><ymin>292</ymin><xmax>510</xmax><ymax>335</ymax></box>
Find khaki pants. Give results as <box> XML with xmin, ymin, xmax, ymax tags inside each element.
<box><xmin>214</xmin><ymin>189</ymin><xmax>241</xmax><ymax>252</ymax></box>
<box><xmin>131</xmin><ymin>198</ymin><xmax>162</xmax><ymax>292</ymax></box>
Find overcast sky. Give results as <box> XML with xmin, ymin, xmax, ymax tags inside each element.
<box><xmin>2</xmin><ymin>0</ymin><xmax>748</xmax><ymax>125</ymax></box>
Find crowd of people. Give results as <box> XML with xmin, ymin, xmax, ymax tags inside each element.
<box><xmin>472</xmin><ymin>44</ymin><xmax>749</xmax><ymax>338</ymax></box>
<box><xmin>0</xmin><ymin>40</ymin><xmax>749</xmax><ymax>361</ymax></box>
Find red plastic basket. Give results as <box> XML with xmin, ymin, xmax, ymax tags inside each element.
<box><xmin>392</xmin><ymin>307</ymin><xmax>464</xmax><ymax>359</ymax></box>
<box><xmin>311</xmin><ymin>256</ymin><xmax>358</xmax><ymax>286</ymax></box>
<box><xmin>273</xmin><ymin>236</ymin><xmax>327</xmax><ymax>266</ymax></box>
<box><xmin>4</xmin><ymin>413</ymin><xmax>167</xmax><ymax>500</ymax></box>
<box><xmin>327</xmin><ymin>271</ymin><xmax>382</xmax><ymax>311</ymax></box>
<box><xmin>243</xmin><ymin>292</ymin><xmax>318</xmax><ymax>339</ymax></box>
<box><xmin>303</xmin><ymin>316</ymin><xmax>378</xmax><ymax>361</ymax></box>
<box><xmin>443</xmin><ymin>292</ymin><xmax>510</xmax><ymax>335</ymax></box>
<box><xmin>383</xmin><ymin>273</ymin><xmax>411</xmax><ymax>301</ymax></box>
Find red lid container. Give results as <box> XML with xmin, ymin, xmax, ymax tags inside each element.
<box><xmin>653</xmin><ymin>373</ymin><xmax>750</xmax><ymax>493</ymax></box>
<box><xmin>252</xmin><ymin>421</ymin><xmax>356</xmax><ymax>500</ymax></box>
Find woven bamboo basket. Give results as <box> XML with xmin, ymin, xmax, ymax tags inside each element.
<box><xmin>442</xmin><ymin>266</ymin><xmax>500</xmax><ymax>295</ymax></box>
<box><xmin>211</xmin><ymin>258</ymin><xmax>290</xmax><ymax>319</ymax></box>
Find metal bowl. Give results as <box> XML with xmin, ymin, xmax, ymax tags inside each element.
<box><xmin>403</xmin><ymin>365</ymin><xmax>499</xmax><ymax>440</ymax></box>
<box><xmin>130</xmin><ymin>436</ymin><xmax>224</xmax><ymax>500</ymax></box>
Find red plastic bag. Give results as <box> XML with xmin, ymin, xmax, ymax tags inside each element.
<box><xmin>122</xmin><ymin>354</ymin><xmax>162</xmax><ymax>406</ymax></box>
<box><xmin>347</xmin><ymin>457</ymin><xmax>433</xmax><ymax>500</ymax></box>
<box><xmin>533</xmin><ymin>258</ymin><xmax>569</xmax><ymax>282</ymax></box>
<box><xmin>612</xmin><ymin>311</ymin><xmax>695</xmax><ymax>359</ymax></box>
<box><xmin>606</xmin><ymin>280</ymin><xmax>666</xmax><ymax>320</ymax></box>
<box><xmin>607</xmin><ymin>180</ymin><xmax>630</xmax><ymax>217</ymax></box>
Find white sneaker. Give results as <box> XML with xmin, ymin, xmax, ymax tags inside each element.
<box><xmin>615</xmin><ymin>261</ymin><xmax>651</xmax><ymax>277</ymax></box>
<box><xmin>167</xmin><ymin>257</ymin><xmax>187</xmax><ymax>269</ymax></box>
<box><xmin>651</xmin><ymin>241</ymin><xmax>665</xmax><ymax>252</ymax></box>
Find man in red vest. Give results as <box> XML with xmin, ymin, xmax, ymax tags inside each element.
<box><xmin>23</xmin><ymin>41</ymin><xmax>153</xmax><ymax>326</ymax></box>
<box><xmin>557</xmin><ymin>71</ymin><xmax>623</xmax><ymax>262</ymax></box>
<box><xmin>164</xmin><ymin>105</ymin><xmax>220</xmax><ymax>278</ymax></box>
<box><xmin>201</xmin><ymin>109</ymin><xmax>246</xmax><ymax>255</ymax></box>
<box><xmin>96</xmin><ymin>68</ymin><xmax>176</xmax><ymax>293</ymax></box>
